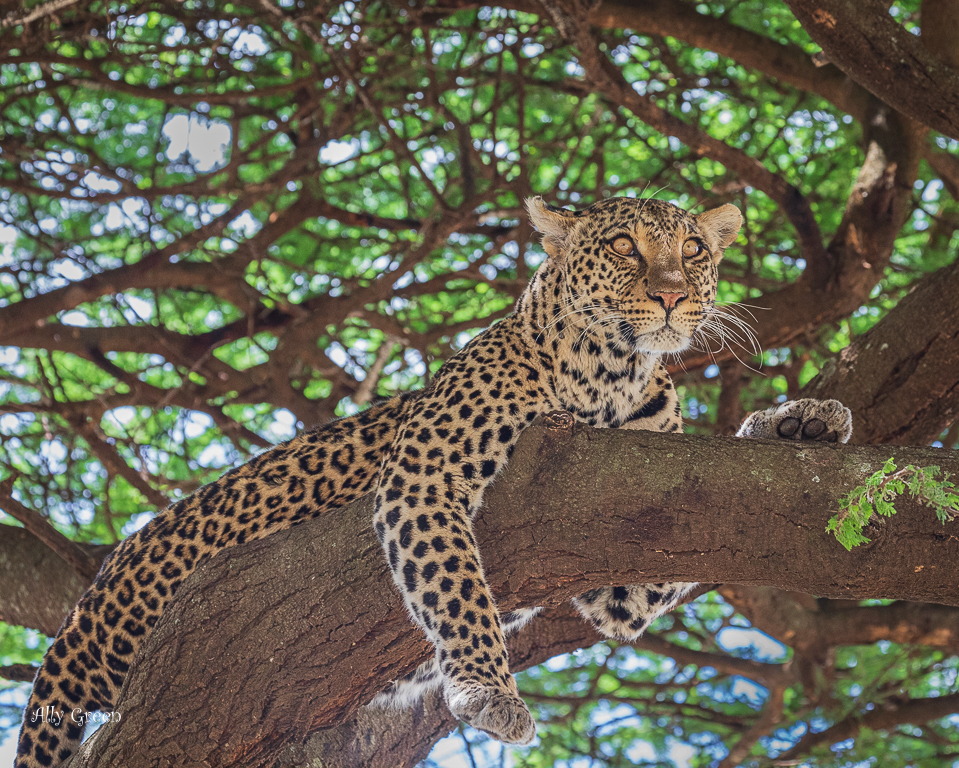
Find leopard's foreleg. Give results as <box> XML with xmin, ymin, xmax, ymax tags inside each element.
<box><xmin>371</xmin><ymin>336</ymin><xmax>546</xmax><ymax>744</ymax></box>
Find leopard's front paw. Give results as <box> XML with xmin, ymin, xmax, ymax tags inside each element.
<box><xmin>737</xmin><ymin>398</ymin><xmax>852</xmax><ymax>444</ymax></box>
<box><xmin>446</xmin><ymin>683</ymin><xmax>536</xmax><ymax>745</ymax></box>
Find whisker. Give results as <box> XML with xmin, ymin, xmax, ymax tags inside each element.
<box><xmin>714</xmin><ymin>305</ymin><xmax>762</xmax><ymax>328</ymax></box>
<box><xmin>711</xmin><ymin>321</ymin><xmax>760</xmax><ymax>356</ymax></box>
<box><xmin>716</xmin><ymin>301</ymin><xmax>769</xmax><ymax>312</ymax></box>
<box><xmin>715</xmin><ymin>304</ymin><xmax>757</xmax><ymax>323</ymax></box>
<box><xmin>704</xmin><ymin>308</ymin><xmax>762</xmax><ymax>356</ymax></box>
<box><xmin>694</xmin><ymin>309</ymin><xmax>765</xmax><ymax>375</ymax></box>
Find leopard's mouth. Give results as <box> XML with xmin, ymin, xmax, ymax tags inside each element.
<box><xmin>616</xmin><ymin>298</ymin><xmax>706</xmax><ymax>351</ymax></box>
<box><xmin>576</xmin><ymin>306</ymin><xmax>696</xmax><ymax>354</ymax></box>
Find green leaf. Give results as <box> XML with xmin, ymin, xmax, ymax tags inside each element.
<box><xmin>831</xmin><ymin>461</ymin><xmax>958</xmax><ymax>549</ymax></box>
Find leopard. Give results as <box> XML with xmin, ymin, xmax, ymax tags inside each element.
<box><xmin>15</xmin><ymin>195</ymin><xmax>852</xmax><ymax>767</ymax></box>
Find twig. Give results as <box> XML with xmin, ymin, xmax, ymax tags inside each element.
<box><xmin>353</xmin><ymin>338</ymin><xmax>403</xmax><ymax>406</ymax></box>
<box><xmin>0</xmin><ymin>663</ymin><xmax>38</xmax><ymax>683</ymax></box>
<box><xmin>1</xmin><ymin>0</ymin><xmax>79</xmax><ymax>30</ymax></box>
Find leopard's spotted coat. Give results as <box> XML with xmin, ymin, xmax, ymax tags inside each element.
<box><xmin>16</xmin><ymin>197</ymin><xmax>852</xmax><ymax>766</ymax></box>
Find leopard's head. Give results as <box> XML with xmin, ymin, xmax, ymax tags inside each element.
<box><xmin>526</xmin><ymin>196</ymin><xmax>742</xmax><ymax>355</ymax></box>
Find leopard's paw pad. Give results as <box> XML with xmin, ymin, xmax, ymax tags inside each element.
<box><xmin>738</xmin><ymin>398</ymin><xmax>852</xmax><ymax>444</ymax></box>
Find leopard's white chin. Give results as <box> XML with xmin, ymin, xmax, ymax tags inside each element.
<box><xmin>634</xmin><ymin>327</ymin><xmax>691</xmax><ymax>354</ymax></box>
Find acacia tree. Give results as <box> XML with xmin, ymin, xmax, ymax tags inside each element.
<box><xmin>0</xmin><ymin>1</ymin><xmax>958</xmax><ymax>766</ymax></box>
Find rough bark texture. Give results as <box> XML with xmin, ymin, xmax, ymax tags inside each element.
<box><xmin>0</xmin><ymin>526</ymin><xmax>111</xmax><ymax>636</ymax></box>
<box><xmin>802</xmin><ymin>259</ymin><xmax>959</xmax><ymax>445</ymax></box>
<box><xmin>64</xmin><ymin>425</ymin><xmax>959</xmax><ymax>768</ymax></box>
<box><xmin>784</xmin><ymin>0</ymin><xmax>959</xmax><ymax>139</ymax></box>
<box><xmin>267</xmin><ymin>602</ymin><xmax>619</xmax><ymax>768</ymax></box>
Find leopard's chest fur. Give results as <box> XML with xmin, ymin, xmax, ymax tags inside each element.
<box><xmin>545</xmin><ymin>336</ymin><xmax>674</xmax><ymax>429</ymax></box>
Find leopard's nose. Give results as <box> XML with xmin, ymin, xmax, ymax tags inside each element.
<box><xmin>648</xmin><ymin>291</ymin><xmax>687</xmax><ymax>310</ymax></box>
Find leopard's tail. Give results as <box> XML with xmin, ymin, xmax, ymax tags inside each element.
<box><xmin>16</xmin><ymin>394</ymin><xmax>411</xmax><ymax>767</ymax></box>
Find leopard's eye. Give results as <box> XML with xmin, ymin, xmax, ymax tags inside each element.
<box><xmin>683</xmin><ymin>239</ymin><xmax>703</xmax><ymax>259</ymax></box>
<box><xmin>608</xmin><ymin>236</ymin><xmax>636</xmax><ymax>256</ymax></box>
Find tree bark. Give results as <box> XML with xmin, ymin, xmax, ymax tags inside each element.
<box><xmin>65</xmin><ymin>424</ymin><xmax>959</xmax><ymax>768</ymax></box>
<box><xmin>784</xmin><ymin>0</ymin><xmax>959</xmax><ymax>139</ymax></box>
<box><xmin>802</xmin><ymin>258</ymin><xmax>959</xmax><ymax>445</ymax></box>
<box><xmin>0</xmin><ymin>526</ymin><xmax>111</xmax><ymax>636</ymax></box>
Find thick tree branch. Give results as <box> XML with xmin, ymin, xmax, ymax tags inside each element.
<box><xmin>817</xmin><ymin>600</ymin><xmax>959</xmax><ymax>651</ymax></box>
<box><xmin>0</xmin><ymin>525</ymin><xmax>111</xmax><ymax>635</ymax></box>
<box><xmin>65</xmin><ymin>425</ymin><xmax>959</xmax><ymax>767</ymax></box>
<box><xmin>784</xmin><ymin>0</ymin><xmax>959</xmax><ymax>140</ymax></box>
<box><xmin>718</xmin><ymin>585</ymin><xmax>959</xmax><ymax>662</ymax></box>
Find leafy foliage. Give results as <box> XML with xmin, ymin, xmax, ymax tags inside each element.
<box><xmin>828</xmin><ymin>459</ymin><xmax>959</xmax><ymax>550</ymax></box>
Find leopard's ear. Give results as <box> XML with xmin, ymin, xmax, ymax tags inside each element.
<box><xmin>526</xmin><ymin>197</ymin><xmax>577</xmax><ymax>255</ymax></box>
<box><xmin>696</xmin><ymin>204</ymin><xmax>742</xmax><ymax>263</ymax></box>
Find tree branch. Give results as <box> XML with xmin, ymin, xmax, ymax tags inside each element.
<box><xmin>517</xmin><ymin>0</ymin><xmax>874</xmax><ymax>123</ymax></box>
<box><xmin>775</xmin><ymin>690</ymin><xmax>959</xmax><ymax>763</ymax></box>
<box><xmin>675</xmin><ymin>96</ymin><xmax>921</xmax><ymax>373</ymax></box>
<box><xmin>784</xmin><ymin>0</ymin><xmax>959</xmax><ymax>140</ymax></box>
<box><xmin>0</xmin><ymin>525</ymin><xmax>110</xmax><ymax>635</ymax></box>
<box><xmin>718</xmin><ymin>682</ymin><xmax>786</xmax><ymax>768</ymax></box>
<box><xmin>540</xmin><ymin>0</ymin><xmax>829</xmax><ymax>270</ymax></box>
<box><xmin>65</xmin><ymin>424</ymin><xmax>959</xmax><ymax>767</ymax></box>
<box><xmin>0</xmin><ymin>663</ymin><xmax>38</xmax><ymax>683</ymax></box>
<box><xmin>0</xmin><ymin>473</ymin><xmax>103</xmax><ymax>582</ymax></box>
<box><xmin>719</xmin><ymin>584</ymin><xmax>959</xmax><ymax>657</ymax></box>
<box><xmin>802</xmin><ymin>257</ymin><xmax>959</xmax><ymax>445</ymax></box>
